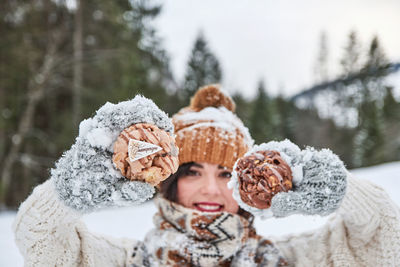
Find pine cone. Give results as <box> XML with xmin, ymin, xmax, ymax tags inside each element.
<box><xmin>112</xmin><ymin>123</ymin><xmax>179</xmax><ymax>186</ymax></box>
<box><xmin>235</xmin><ymin>150</ymin><xmax>293</xmax><ymax>209</ymax></box>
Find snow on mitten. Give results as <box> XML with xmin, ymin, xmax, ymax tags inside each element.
<box><xmin>229</xmin><ymin>139</ymin><xmax>303</xmax><ymax>218</ymax></box>
<box><xmin>52</xmin><ymin>95</ymin><xmax>176</xmax><ymax>213</ymax></box>
<box><xmin>229</xmin><ymin>139</ymin><xmax>347</xmax><ymax>218</ymax></box>
<box><xmin>271</xmin><ymin>146</ymin><xmax>347</xmax><ymax>217</ymax></box>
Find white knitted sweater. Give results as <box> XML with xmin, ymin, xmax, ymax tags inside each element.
<box><xmin>13</xmin><ymin>175</ymin><xmax>400</xmax><ymax>266</ymax></box>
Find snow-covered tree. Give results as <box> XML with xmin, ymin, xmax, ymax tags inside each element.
<box><xmin>182</xmin><ymin>32</ymin><xmax>222</xmax><ymax>101</ymax></box>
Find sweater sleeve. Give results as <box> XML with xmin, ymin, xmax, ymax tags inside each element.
<box><xmin>272</xmin><ymin>173</ymin><xmax>400</xmax><ymax>267</ymax></box>
<box><xmin>13</xmin><ymin>180</ymin><xmax>140</xmax><ymax>267</ymax></box>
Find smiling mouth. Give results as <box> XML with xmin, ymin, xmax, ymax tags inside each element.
<box><xmin>194</xmin><ymin>202</ymin><xmax>224</xmax><ymax>212</ymax></box>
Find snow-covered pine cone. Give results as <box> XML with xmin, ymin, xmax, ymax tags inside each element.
<box><xmin>229</xmin><ymin>139</ymin><xmax>302</xmax><ymax>218</ymax></box>
<box><xmin>230</xmin><ymin>139</ymin><xmax>347</xmax><ymax>218</ymax></box>
<box><xmin>235</xmin><ymin>150</ymin><xmax>293</xmax><ymax>209</ymax></box>
<box><xmin>112</xmin><ymin>123</ymin><xmax>179</xmax><ymax>186</ymax></box>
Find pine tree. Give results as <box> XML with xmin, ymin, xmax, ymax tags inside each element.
<box><xmin>81</xmin><ymin>0</ymin><xmax>172</xmax><ymax>109</ymax></box>
<box><xmin>0</xmin><ymin>0</ymin><xmax>73</xmax><ymax>206</ymax></box>
<box><xmin>354</xmin><ymin>100</ymin><xmax>385</xmax><ymax>167</ymax></box>
<box><xmin>249</xmin><ymin>80</ymin><xmax>274</xmax><ymax>143</ymax></box>
<box><xmin>273</xmin><ymin>95</ymin><xmax>295</xmax><ymax>141</ymax></box>
<box><xmin>182</xmin><ymin>32</ymin><xmax>222</xmax><ymax>101</ymax></box>
<box><xmin>0</xmin><ymin>0</ymin><xmax>173</xmax><ymax>207</ymax></box>
<box><xmin>359</xmin><ymin>36</ymin><xmax>389</xmax><ymax>101</ymax></box>
<box><xmin>383</xmin><ymin>86</ymin><xmax>400</xmax><ymax>120</ymax></box>
<box><xmin>334</xmin><ymin>30</ymin><xmax>363</xmax><ymax>126</ymax></box>
<box><xmin>232</xmin><ymin>92</ymin><xmax>252</xmax><ymax>127</ymax></box>
<box><xmin>382</xmin><ymin>86</ymin><xmax>400</xmax><ymax>162</ymax></box>
<box><xmin>340</xmin><ymin>31</ymin><xmax>361</xmax><ymax>75</ymax></box>
<box><xmin>314</xmin><ymin>31</ymin><xmax>329</xmax><ymax>83</ymax></box>
<box><xmin>364</xmin><ymin>36</ymin><xmax>388</xmax><ymax>73</ymax></box>
<box><xmin>353</xmin><ymin>36</ymin><xmax>388</xmax><ymax>167</ymax></box>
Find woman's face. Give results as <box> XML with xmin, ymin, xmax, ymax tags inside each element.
<box><xmin>177</xmin><ymin>162</ymin><xmax>239</xmax><ymax>213</ymax></box>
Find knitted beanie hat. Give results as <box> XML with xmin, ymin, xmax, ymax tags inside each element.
<box><xmin>172</xmin><ymin>84</ymin><xmax>254</xmax><ymax>169</ymax></box>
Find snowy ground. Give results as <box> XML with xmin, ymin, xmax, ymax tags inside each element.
<box><xmin>2</xmin><ymin>161</ymin><xmax>400</xmax><ymax>266</ymax></box>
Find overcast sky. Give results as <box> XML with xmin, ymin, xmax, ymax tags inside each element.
<box><xmin>153</xmin><ymin>0</ymin><xmax>400</xmax><ymax>98</ymax></box>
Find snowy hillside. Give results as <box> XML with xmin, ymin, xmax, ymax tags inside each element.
<box><xmin>2</xmin><ymin>161</ymin><xmax>400</xmax><ymax>266</ymax></box>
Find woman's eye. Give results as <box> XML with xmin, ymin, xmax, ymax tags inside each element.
<box><xmin>219</xmin><ymin>171</ymin><xmax>232</xmax><ymax>178</ymax></box>
<box><xmin>187</xmin><ymin>170</ymin><xmax>200</xmax><ymax>176</ymax></box>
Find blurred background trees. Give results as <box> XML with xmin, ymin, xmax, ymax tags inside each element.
<box><xmin>0</xmin><ymin>0</ymin><xmax>174</xmax><ymax>207</ymax></box>
<box><xmin>1</xmin><ymin>0</ymin><xmax>399</xmax><ymax>208</ymax></box>
<box><xmin>181</xmin><ymin>32</ymin><xmax>222</xmax><ymax>103</ymax></box>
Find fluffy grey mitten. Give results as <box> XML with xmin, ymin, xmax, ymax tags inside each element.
<box><xmin>51</xmin><ymin>95</ymin><xmax>174</xmax><ymax>213</ymax></box>
<box><xmin>271</xmin><ymin>146</ymin><xmax>347</xmax><ymax>217</ymax></box>
<box><xmin>229</xmin><ymin>140</ymin><xmax>303</xmax><ymax>218</ymax></box>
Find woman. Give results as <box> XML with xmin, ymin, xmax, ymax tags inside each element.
<box><xmin>13</xmin><ymin>85</ymin><xmax>400</xmax><ymax>266</ymax></box>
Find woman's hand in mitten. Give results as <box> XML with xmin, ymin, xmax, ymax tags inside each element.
<box><xmin>229</xmin><ymin>140</ymin><xmax>303</xmax><ymax>218</ymax></box>
<box><xmin>270</xmin><ymin>147</ymin><xmax>347</xmax><ymax>217</ymax></box>
<box><xmin>52</xmin><ymin>96</ymin><xmax>179</xmax><ymax>213</ymax></box>
<box><xmin>230</xmin><ymin>139</ymin><xmax>347</xmax><ymax>218</ymax></box>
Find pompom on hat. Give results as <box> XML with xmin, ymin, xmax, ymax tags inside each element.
<box><xmin>172</xmin><ymin>84</ymin><xmax>254</xmax><ymax>169</ymax></box>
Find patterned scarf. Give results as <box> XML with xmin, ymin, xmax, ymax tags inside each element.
<box><xmin>128</xmin><ymin>197</ymin><xmax>288</xmax><ymax>267</ymax></box>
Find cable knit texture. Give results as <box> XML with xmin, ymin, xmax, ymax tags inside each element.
<box><xmin>13</xmin><ymin>174</ymin><xmax>400</xmax><ymax>266</ymax></box>
<box><xmin>13</xmin><ymin>180</ymin><xmax>135</xmax><ymax>266</ymax></box>
<box><xmin>273</xmin><ymin>176</ymin><xmax>400</xmax><ymax>266</ymax></box>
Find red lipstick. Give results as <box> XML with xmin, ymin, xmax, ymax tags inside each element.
<box><xmin>194</xmin><ymin>202</ymin><xmax>223</xmax><ymax>212</ymax></box>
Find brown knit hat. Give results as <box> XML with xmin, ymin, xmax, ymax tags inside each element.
<box><xmin>172</xmin><ymin>84</ymin><xmax>254</xmax><ymax>169</ymax></box>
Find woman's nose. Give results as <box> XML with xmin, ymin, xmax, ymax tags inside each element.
<box><xmin>202</xmin><ymin>175</ymin><xmax>222</xmax><ymax>195</ymax></box>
